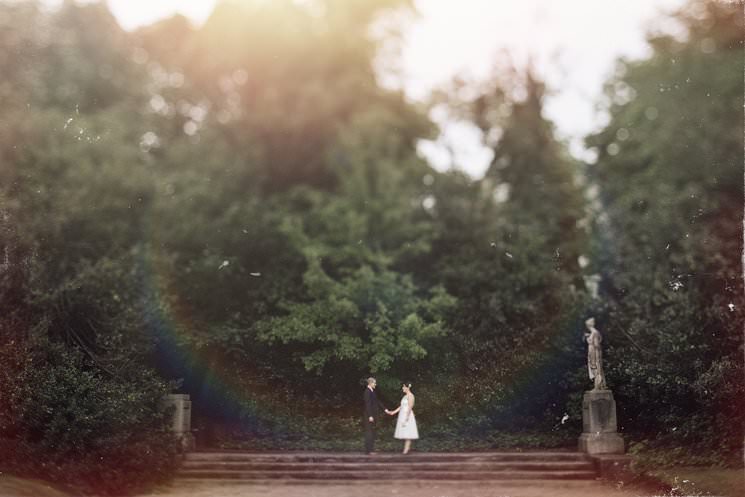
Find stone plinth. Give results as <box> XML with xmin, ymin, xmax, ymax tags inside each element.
<box><xmin>163</xmin><ymin>394</ymin><xmax>195</xmax><ymax>450</ymax></box>
<box><xmin>590</xmin><ymin>454</ymin><xmax>633</xmax><ymax>480</ymax></box>
<box><xmin>578</xmin><ymin>389</ymin><xmax>624</xmax><ymax>455</ymax></box>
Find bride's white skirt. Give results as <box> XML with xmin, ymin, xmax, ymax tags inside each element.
<box><xmin>394</xmin><ymin>408</ymin><xmax>419</xmax><ymax>440</ymax></box>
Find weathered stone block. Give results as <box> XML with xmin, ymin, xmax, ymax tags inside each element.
<box><xmin>163</xmin><ymin>393</ymin><xmax>195</xmax><ymax>450</ymax></box>
<box><xmin>579</xmin><ymin>390</ymin><xmax>625</xmax><ymax>454</ymax></box>
<box><xmin>581</xmin><ymin>389</ymin><xmax>617</xmax><ymax>433</ymax></box>
<box><xmin>579</xmin><ymin>431</ymin><xmax>625</xmax><ymax>454</ymax></box>
<box><xmin>590</xmin><ymin>454</ymin><xmax>633</xmax><ymax>480</ymax></box>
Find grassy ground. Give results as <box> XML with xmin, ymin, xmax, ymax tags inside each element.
<box><xmin>651</xmin><ymin>467</ymin><xmax>745</xmax><ymax>497</ymax></box>
<box><xmin>0</xmin><ymin>474</ymin><xmax>70</xmax><ymax>497</ymax></box>
<box><xmin>207</xmin><ymin>427</ymin><xmax>576</xmax><ymax>452</ymax></box>
<box><xmin>215</xmin><ymin>436</ymin><xmax>564</xmax><ymax>452</ymax></box>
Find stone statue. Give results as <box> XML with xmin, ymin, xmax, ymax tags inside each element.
<box><xmin>578</xmin><ymin>317</ymin><xmax>624</xmax><ymax>454</ymax></box>
<box><xmin>584</xmin><ymin>317</ymin><xmax>607</xmax><ymax>391</ymax></box>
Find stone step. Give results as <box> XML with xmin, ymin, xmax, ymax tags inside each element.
<box><xmin>172</xmin><ymin>478</ymin><xmax>601</xmax><ymax>487</ymax></box>
<box><xmin>183</xmin><ymin>451</ymin><xmax>591</xmax><ymax>464</ymax></box>
<box><xmin>180</xmin><ymin>461</ymin><xmax>596</xmax><ymax>472</ymax></box>
<box><xmin>176</xmin><ymin>451</ymin><xmax>601</xmax><ymax>482</ymax></box>
<box><xmin>174</xmin><ymin>469</ymin><xmax>598</xmax><ymax>481</ymax></box>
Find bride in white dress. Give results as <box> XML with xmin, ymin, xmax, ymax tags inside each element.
<box><xmin>388</xmin><ymin>382</ymin><xmax>418</xmax><ymax>454</ymax></box>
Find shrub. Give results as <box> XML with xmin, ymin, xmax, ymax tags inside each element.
<box><xmin>0</xmin><ymin>341</ymin><xmax>180</xmax><ymax>496</ymax></box>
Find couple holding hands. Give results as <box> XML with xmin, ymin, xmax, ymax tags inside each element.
<box><xmin>363</xmin><ymin>377</ymin><xmax>419</xmax><ymax>455</ymax></box>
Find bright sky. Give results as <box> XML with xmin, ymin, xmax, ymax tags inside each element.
<box><xmin>400</xmin><ymin>0</ymin><xmax>688</xmax><ymax>175</ymax></box>
<box><xmin>48</xmin><ymin>0</ymin><xmax>689</xmax><ymax>176</ymax></box>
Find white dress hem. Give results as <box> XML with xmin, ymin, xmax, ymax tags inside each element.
<box><xmin>393</xmin><ymin>395</ymin><xmax>419</xmax><ymax>440</ymax></box>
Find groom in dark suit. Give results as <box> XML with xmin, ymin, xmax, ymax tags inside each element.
<box><xmin>363</xmin><ymin>377</ymin><xmax>389</xmax><ymax>454</ymax></box>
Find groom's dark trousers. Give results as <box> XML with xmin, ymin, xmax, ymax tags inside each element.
<box><xmin>363</xmin><ymin>387</ymin><xmax>385</xmax><ymax>453</ymax></box>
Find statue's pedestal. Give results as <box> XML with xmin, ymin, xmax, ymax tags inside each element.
<box><xmin>163</xmin><ymin>394</ymin><xmax>195</xmax><ymax>450</ymax></box>
<box><xmin>578</xmin><ymin>389</ymin><xmax>624</xmax><ymax>454</ymax></box>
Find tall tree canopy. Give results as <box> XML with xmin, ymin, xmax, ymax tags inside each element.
<box><xmin>424</xmin><ymin>66</ymin><xmax>590</xmax><ymax>428</ymax></box>
<box><xmin>0</xmin><ymin>3</ymin><xmax>741</xmax><ymax>491</ymax></box>
<box><xmin>585</xmin><ymin>0</ymin><xmax>743</xmax><ymax>457</ymax></box>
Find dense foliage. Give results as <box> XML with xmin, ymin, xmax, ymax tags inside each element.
<box><xmin>0</xmin><ymin>343</ymin><xmax>178</xmax><ymax>495</ymax></box>
<box><xmin>585</xmin><ymin>1</ymin><xmax>744</xmax><ymax>462</ymax></box>
<box><xmin>423</xmin><ymin>68</ymin><xmax>590</xmax><ymax>431</ymax></box>
<box><xmin>0</xmin><ymin>1</ymin><xmax>741</xmax><ymax>493</ymax></box>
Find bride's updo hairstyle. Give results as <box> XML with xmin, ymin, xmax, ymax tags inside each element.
<box><xmin>402</xmin><ymin>382</ymin><xmax>413</xmax><ymax>390</ymax></box>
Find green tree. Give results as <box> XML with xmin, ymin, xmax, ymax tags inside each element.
<box><xmin>0</xmin><ymin>3</ymin><xmax>180</xmax><ymax>493</ymax></box>
<box><xmin>248</xmin><ymin>106</ymin><xmax>454</xmax><ymax>402</ymax></box>
<box><xmin>123</xmin><ymin>0</ymin><xmax>457</xmax><ymax>414</ymax></box>
<box><xmin>586</xmin><ymin>0</ymin><xmax>743</xmax><ymax>460</ymax></box>
<box><xmin>426</xmin><ymin>67</ymin><xmax>590</xmax><ymax>429</ymax></box>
